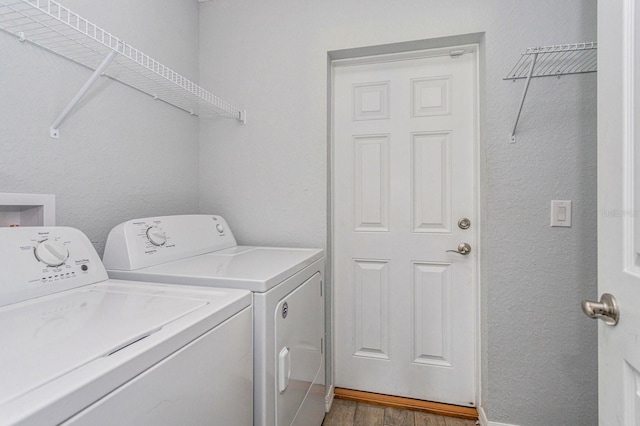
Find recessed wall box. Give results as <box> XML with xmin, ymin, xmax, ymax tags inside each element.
<box><xmin>0</xmin><ymin>193</ymin><xmax>55</xmax><ymax>227</ymax></box>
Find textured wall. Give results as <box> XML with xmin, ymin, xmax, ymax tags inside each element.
<box><xmin>0</xmin><ymin>0</ymin><xmax>201</xmax><ymax>254</ymax></box>
<box><xmin>198</xmin><ymin>1</ymin><xmax>598</xmax><ymax>425</ymax></box>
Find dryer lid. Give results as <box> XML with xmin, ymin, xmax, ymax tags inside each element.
<box><xmin>0</xmin><ymin>285</ymin><xmax>206</xmax><ymax>405</ymax></box>
<box><xmin>108</xmin><ymin>246</ymin><xmax>324</xmax><ymax>292</ymax></box>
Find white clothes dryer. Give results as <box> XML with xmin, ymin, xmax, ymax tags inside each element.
<box><xmin>103</xmin><ymin>214</ymin><xmax>325</xmax><ymax>426</ymax></box>
<box><xmin>0</xmin><ymin>226</ymin><xmax>252</xmax><ymax>426</ymax></box>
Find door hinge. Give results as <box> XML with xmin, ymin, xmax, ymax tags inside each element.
<box><xmin>321</xmin><ymin>338</ymin><xmax>324</xmax><ymax>354</ymax></box>
<box><xmin>320</xmin><ymin>280</ymin><xmax>323</xmax><ymax>297</ymax></box>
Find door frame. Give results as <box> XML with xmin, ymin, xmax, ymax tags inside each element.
<box><xmin>326</xmin><ymin>34</ymin><xmax>484</xmax><ymax>412</ymax></box>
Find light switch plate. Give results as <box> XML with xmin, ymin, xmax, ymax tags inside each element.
<box><xmin>551</xmin><ymin>200</ymin><xmax>572</xmax><ymax>227</ymax></box>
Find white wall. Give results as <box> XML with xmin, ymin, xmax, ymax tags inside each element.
<box><xmin>0</xmin><ymin>0</ymin><xmax>201</xmax><ymax>254</ymax></box>
<box><xmin>198</xmin><ymin>1</ymin><xmax>597</xmax><ymax>425</ymax></box>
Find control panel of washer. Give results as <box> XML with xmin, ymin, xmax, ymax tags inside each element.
<box><xmin>0</xmin><ymin>227</ymin><xmax>108</xmax><ymax>307</ymax></box>
<box><xmin>103</xmin><ymin>215</ymin><xmax>238</xmax><ymax>271</ymax></box>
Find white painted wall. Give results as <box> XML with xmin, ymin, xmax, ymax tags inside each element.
<box><xmin>198</xmin><ymin>1</ymin><xmax>597</xmax><ymax>425</ymax></box>
<box><xmin>0</xmin><ymin>0</ymin><xmax>201</xmax><ymax>254</ymax></box>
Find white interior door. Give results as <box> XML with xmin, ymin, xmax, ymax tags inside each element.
<box><xmin>595</xmin><ymin>1</ymin><xmax>640</xmax><ymax>424</ymax></box>
<box><xmin>332</xmin><ymin>47</ymin><xmax>478</xmax><ymax>407</ymax></box>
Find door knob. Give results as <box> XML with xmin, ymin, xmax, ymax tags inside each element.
<box><xmin>581</xmin><ymin>293</ymin><xmax>619</xmax><ymax>326</ymax></box>
<box><xmin>458</xmin><ymin>218</ymin><xmax>471</xmax><ymax>229</ymax></box>
<box><xmin>446</xmin><ymin>243</ymin><xmax>471</xmax><ymax>255</ymax></box>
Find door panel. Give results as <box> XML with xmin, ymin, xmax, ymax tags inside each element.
<box><xmin>333</xmin><ymin>48</ymin><xmax>478</xmax><ymax>406</ymax></box>
<box><xmin>412</xmin><ymin>262</ymin><xmax>452</xmax><ymax>367</ymax></box>
<box><xmin>353</xmin><ymin>259</ymin><xmax>390</xmax><ymax>359</ymax></box>
<box><xmin>353</xmin><ymin>135</ymin><xmax>390</xmax><ymax>232</ymax></box>
<box><xmin>411</xmin><ymin>131</ymin><xmax>452</xmax><ymax>233</ymax></box>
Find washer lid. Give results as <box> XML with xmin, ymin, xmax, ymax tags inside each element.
<box><xmin>0</xmin><ymin>279</ymin><xmax>251</xmax><ymax>422</ymax></box>
<box><xmin>108</xmin><ymin>247</ymin><xmax>324</xmax><ymax>292</ymax></box>
<box><xmin>0</xmin><ymin>286</ymin><xmax>204</xmax><ymax>405</ymax></box>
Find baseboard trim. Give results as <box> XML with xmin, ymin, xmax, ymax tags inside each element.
<box><xmin>478</xmin><ymin>407</ymin><xmax>489</xmax><ymax>426</ymax></box>
<box><xmin>333</xmin><ymin>388</ymin><xmax>478</xmax><ymax>420</ymax></box>
<box><xmin>325</xmin><ymin>385</ymin><xmax>335</xmax><ymax>413</ymax></box>
<box><xmin>478</xmin><ymin>406</ymin><xmax>519</xmax><ymax>426</ymax></box>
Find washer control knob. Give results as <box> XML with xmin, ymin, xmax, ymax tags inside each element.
<box><xmin>35</xmin><ymin>240</ymin><xmax>69</xmax><ymax>267</ymax></box>
<box><xmin>146</xmin><ymin>227</ymin><xmax>167</xmax><ymax>246</ymax></box>
<box><xmin>216</xmin><ymin>224</ymin><xmax>224</xmax><ymax>234</ymax></box>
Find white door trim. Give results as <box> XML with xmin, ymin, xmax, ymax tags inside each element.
<box><xmin>622</xmin><ymin>0</ymin><xmax>640</xmax><ymax>276</ymax></box>
<box><xmin>332</xmin><ymin>45</ymin><xmax>474</xmax><ymax>68</ymax></box>
<box><xmin>328</xmin><ymin>41</ymin><xmax>483</xmax><ymax>407</ymax></box>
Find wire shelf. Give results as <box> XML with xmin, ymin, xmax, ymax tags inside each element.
<box><xmin>505</xmin><ymin>42</ymin><xmax>597</xmax><ymax>143</ymax></box>
<box><xmin>504</xmin><ymin>42</ymin><xmax>597</xmax><ymax>80</ymax></box>
<box><xmin>0</xmin><ymin>0</ymin><xmax>245</xmax><ymax>123</ymax></box>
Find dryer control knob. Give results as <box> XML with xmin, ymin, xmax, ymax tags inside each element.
<box><xmin>35</xmin><ymin>240</ymin><xmax>69</xmax><ymax>267</ymax></box>
<box><xmin>146</xmin><ymin>227</ymin><xmax>167</xmax><ymax>246</ymax></box>
<box><xmin>216</xmin><ymin>224</ymin><xmax>224</xmax><ymax>234</ymax></box>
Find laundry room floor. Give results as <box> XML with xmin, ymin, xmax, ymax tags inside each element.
<box><xmin>322</xmin><ymin>399</ymin><xmax>478</xmax><ymax>426</ymax></box>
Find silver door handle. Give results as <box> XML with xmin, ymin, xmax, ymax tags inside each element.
<box><xmin>581</xmin><ymin>293</ymin><xmax>619</xmax><ymax>326</ymax></box>
<box><xmin>446</xmin><ymin>243</ymin><xmax>471</xmax><ymax>255</ymax></box>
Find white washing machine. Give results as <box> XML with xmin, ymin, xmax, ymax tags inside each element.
<box><xmin>103</xmin><ymin>214</ymin><xmax>325</xmax><ymax>426</ymax></box>
<box><xmin>0</xmin><ymin>226</ymin><xmax>252</xmax><ymax>426</ymax></box>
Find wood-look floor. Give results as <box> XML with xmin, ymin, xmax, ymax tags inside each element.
<box><xmin>322</xmin><ymin>399</ymin><xmax>478</xmax><ymax>426</ymax></box>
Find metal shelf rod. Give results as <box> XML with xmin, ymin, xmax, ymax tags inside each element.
<box><xmin>50</xmin><ymin>50</ymin><xmax>116</xmax><ymax>138</ymax></box>
<box><xmin>510</xmin><ymin>52</ymin><xmax>538</xmax><ymax>143</ymax></box>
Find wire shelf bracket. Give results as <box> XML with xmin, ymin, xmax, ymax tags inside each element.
<box><xmin>505</xmin><ymin>42</ymin><xmax>597</xmax><ymax>143</ymax></box>
<box><xmin>0</xmin><ymin>0</ymin><xmax>246</xmax><ymax>138</ymax></box>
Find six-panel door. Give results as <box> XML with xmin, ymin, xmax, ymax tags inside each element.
<box><xmin>333</xmin><ymin>48</ymin><xmax>478</xmax><ymax>406</ymax></box>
